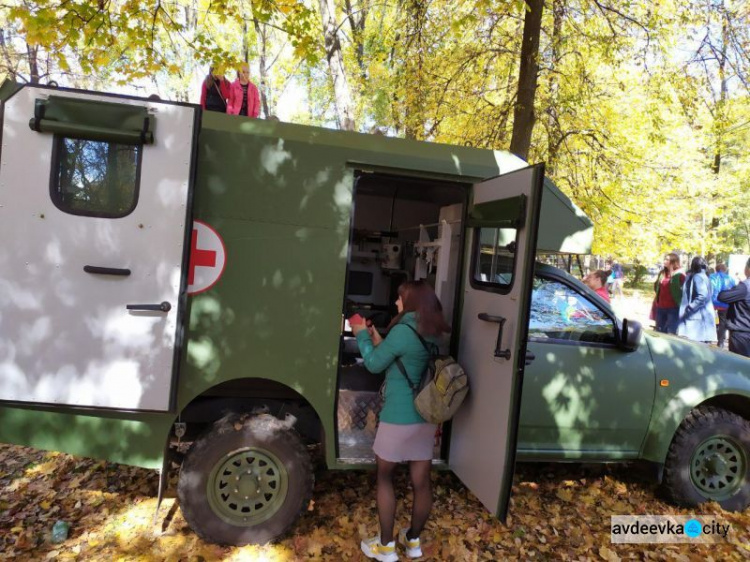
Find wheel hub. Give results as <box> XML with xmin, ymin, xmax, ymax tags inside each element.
<box><xmin>690</xmin><ymin>436</ymin><xmax>746</xmax><ymax>501</ymax></box>
<box><xmin>703</xmin><ymin>454</ymin><xmax>728</xmax><ymax>477</ymax></box>
<box><xmin>236</xmin><ymin>471</ymin><xmax>262</xmax><ymax>497</ymax></box>
<box><xmin>207</xmin><ymin>447</ymin><xmax>288</xmax><ymax>527</ymax></box>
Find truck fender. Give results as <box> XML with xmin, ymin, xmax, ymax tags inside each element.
<box><xmin>640</xmin><ymin>376</ymin><xmax>750</xmax><ymax>464</ymax></box>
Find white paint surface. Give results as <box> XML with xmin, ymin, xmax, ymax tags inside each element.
<box><xmin>0</xmin><ymin>87</ymin><xmax>196</xmax><ymax>411</ymax></box>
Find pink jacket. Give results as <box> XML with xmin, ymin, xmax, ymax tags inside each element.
<box><xmin>227</xmin><ymin>79</ymin><xmax>261</xmax><ymax>118</ymax></box>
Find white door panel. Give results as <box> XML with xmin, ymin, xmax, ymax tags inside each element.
<box><xmin>449</xmin><ymin>164</ymin><xmax>543</xmax><ymax>519</ymax></box>
<box><xmin>0</xmin><ymin>87</ymin><xmax>195</xmax><ymax>411</ymax></box>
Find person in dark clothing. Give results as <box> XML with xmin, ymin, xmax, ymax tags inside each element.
<box><xmin>200</xmin><ymin>67</ymin><xmax>230</xmax><ymax>113</ymax></box>
<box><xmin>718</xmin><ymin>257</ymin><xmax>750</xmax><ymax>358</ymax></box>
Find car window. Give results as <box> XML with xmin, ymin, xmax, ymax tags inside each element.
<box><xmin>529</xmin><ymin>277</ymin><xmax>617</xmax><ymax>344</ymax></box>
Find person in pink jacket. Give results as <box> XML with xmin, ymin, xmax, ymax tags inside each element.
<box><xmin>227</xmin><ymin>64</ymin><xmax>261</xmax><ymax>118</ymax></box>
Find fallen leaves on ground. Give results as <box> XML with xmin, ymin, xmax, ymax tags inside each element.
<box><xmin>1</xmin><ymin>444</ymin><xmax>748</xmax><ymax>560</ymax></box>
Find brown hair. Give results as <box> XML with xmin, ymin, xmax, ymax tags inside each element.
<box><xmin>204</xmin><ymin>66</ymin><xmax>222</xmax><ymax>89</ymax></box>
<box><xmin>592</xmin><ymin>269</ymin><xmax>611</xmax><ymax>286</ymax></box>
<box><xmin>666</xmin><ymin>253</ymin><xmax>680</xmax><ymax>268</ymax></box>
<box><xmin>387</xmin><ymin>280</ymin><xmax>451</xmax><ymax>337</ymax></box>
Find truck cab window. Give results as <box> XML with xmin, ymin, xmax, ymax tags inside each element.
<box><xmin>529</xmin><ymin>277</ymin><xmax>616</xmax><ymax>344</ymax></box>
<box><xmin>51</xmin><ymin>136</ymin><xmax>141</xmax><ymax>218</ymax></box>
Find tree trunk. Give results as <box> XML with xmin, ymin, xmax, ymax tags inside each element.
<box><xmin>253</xmin><ymin>17</ymin><xmax>271</xmax><ymax>118</ymax></box>
<box><xmin>26</xmin><ymin>43</ymin><xmax>39</xmax><ymax>84</ymax></box>
<box><xmin>712</xmin><ymin>4</ymin><xmax>728</xmax><ymax>175</ymax></box>
<box><xmin>510</xmin><ymin>0</ymin><xmax>544</xmax><ymax>161</ymax></box>
<box><xmin>344</xmin><ymin>0</ymin><xmax>368</xmax><ymax>79</ymax></box>
<box><xmin>0</xmin><ymin>29</ymin><xmax>17</xmax><ymax>81</ymax></box>
<box><xmin>403</xmin><ymin>0</ymin><xmax>426</xmax><ymax>140</ymax></box>
<box><xmin>546</xmin><ymin>0</ymin><xmax>564</xmax><ymax>175</ymax></box>
<box><xmin>318</xmin><ymin>0</ymin><xmax>356</xmax><ymax>130</ymax></box>
<box><xmin>242</xmin><ymin>19</ymin><xmax>250</xmax><ymax>68</ymax></box>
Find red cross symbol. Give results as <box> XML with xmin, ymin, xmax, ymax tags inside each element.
<box><xmin>189</xmin><ymin>228</ymin><xmax>217</xmax><ymax>286</ymax></box>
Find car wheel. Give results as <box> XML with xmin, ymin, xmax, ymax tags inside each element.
<box><xmin>663</xmin><ymin>406</ymin><xmax>749</xmax><ymax>511</ymax></box>
<box><xmin>177</xmin><ymin>413</ymin><xmax>314</xmax><ymax>545</ymax></box>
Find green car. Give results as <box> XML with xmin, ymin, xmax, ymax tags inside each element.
<box><xmin>518</xmin><ymin>263</ymin><xmax>750</xmax><ymax>511</ymax></box>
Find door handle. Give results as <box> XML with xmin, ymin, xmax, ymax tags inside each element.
<box><xmin>127</xmin><ymin>301</ymin><xmax>171</xmax><ymax>313</ymax></box>
<box><xmin>478</xmin><ymin>313</ymin><xmax>511</xmax><ymax>360</ymax></box>
<box><xmin>84</xmin><ymin>265</ymin><xmax>131</xmax><ymax>276</ymax></box>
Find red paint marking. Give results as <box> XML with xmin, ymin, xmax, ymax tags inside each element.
<box><xmin>189</xmin><ymin>228</ymin><xmax>217</xmax><ymax>286</ymax></box>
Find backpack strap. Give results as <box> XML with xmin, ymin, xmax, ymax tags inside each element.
<box><xmin>400</xmin><ymin>323</ymin><xmax>439</xmax><ymax>355</ymax></box>
<box><xmin>393</xmin><ymin>323</ymin><xmax>438</xmax><ymax>396</ymax></box>
<box><xmin>394</xmin><ymin>358</ymin><xmax>418</xmax><ymax>395</ymax></box>
<box><xmin>212</xmin><ymin>79</ymin><xmax>227</xmax><ymax>110</ymax></box>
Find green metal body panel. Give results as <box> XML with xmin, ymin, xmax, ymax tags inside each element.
<box><xmin>0</xmin><ymin>408</ymin><xmax>171</xmax><ymax>469</ymax></box>
<box><xmin>538</xmin><ymin>178</ymin><xmax>593</xmax><ymax>255</ymax></box>
<box><xmin>516</xmin><ymin>265</ymin><xmax>750</xmax><ymax>463</ymax></box>
<box><xmin>639</xmin><ymin>332</ymin><xmax>750</xmax><ymax>463</ymax></box>
<box><xmin>519</xmin><ymin>336</ymin><xmax>655</xmax><ymax>457</ymax></box>
<box><xmin>30</xmin><ymin>95</ymin><xmax>155</xmax><ymax>144</ymax></box>
<box><xmin>0</xmin><ymin>90</ymin><xmax>594</xmax><ymax>469</ymax></box>
<box><xmin>0</xmin><ymin>79</ymin><xmax>22</xmax><ymax>103</ymax></box>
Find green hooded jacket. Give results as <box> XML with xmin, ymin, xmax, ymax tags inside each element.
<box><xmin>356</xmin><ymin>312</ymin><xmax>436</xmax><ymax>425</ymax></box>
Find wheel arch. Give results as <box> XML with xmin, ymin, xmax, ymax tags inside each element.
<box><xmin>640</xmin><ymin>389</ymin><xmax>750</xmax><ymax>465</ymax></box>
<box><xmin>168</xmin><ymin>377</ymin><xmax>328</xmax><ymax>459</ymax></box>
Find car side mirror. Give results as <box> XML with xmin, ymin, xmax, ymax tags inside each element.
<box><xmin>620</xmin><ymin>318</ymin><xmax>642</xmax><ymax>351</ymax></box>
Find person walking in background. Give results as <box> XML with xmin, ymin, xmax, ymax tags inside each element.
<box><xmin>200</xmin><ymin>67</ymin><xmax>230</xmax><ymax>113</ymax></box>
<box><xmin>654</xmin><ymin>253</ymin><xmax>684</xmax><ymax>334</ymax></box>
<box><xmin>677</xmin><ymin>256</ymin><xmax>717</xmax><ymax>344</ymax></box>
<box><xmin>611</xmin><ymin>261</ymin><xmax>624</xmax><ymax>299</ymax></box>
<box><xmin>583</xmin><ymin>270</ymin><xmax>612</xmax><ymax>302</ymax></box>
<box><xmin>710</xmin><ymin>263</ymin><xmax>736</xmax><ymax>349</ymax></box>
<box><xmin>228</xmin><ymin>64</ymin><xmax>261</xmax><ymax>118</ymax></box>
<box><xmin>351</xmin><ymin>280</ymin><xmax>450</xmax><ymax>562</ymax></box>
<box><xmin>718</xmin><ymin>257</ymin><xmax>750</xmax><ymax>357</ymax></box>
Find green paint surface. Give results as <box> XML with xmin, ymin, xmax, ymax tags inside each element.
<box><xmin>0</xmin><ymin>101</ymin><xmax>595</xmax><ymax>469</ymax></box>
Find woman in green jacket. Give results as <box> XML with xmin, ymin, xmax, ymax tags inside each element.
<box><xmin>352</xmin><ymin>280</ymin><xmax>450</xmax><ymax>562</ymax></box>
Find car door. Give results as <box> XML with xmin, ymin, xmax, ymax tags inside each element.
<box><xmin>449</xmin><ymin>164</ymin><xmax>543</xmax><ymax>521</ymax></box>
<box><xmin>0</xmin><ymin>86</ymin><xmax>197</xmax><ymax>412</ymax></box>
<box><xmin>517</xmin><ymin>273</ymin><xmax>655</xmax><ymax>457</ymax></box>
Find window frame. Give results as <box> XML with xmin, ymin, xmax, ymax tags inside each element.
<box><xmin>468</xmin><ymin>226</ymin><xmax>520</xmax><ymax>296</ymax></box>
<box><xmin>48</xmin><ymin>134</ymin><xmax>143</xmax><ymax>219</ymax></box>
<box><xmin>528</xmin><ymin>272</ymin><xmax>621</xmax><ymax>349</ymax></box>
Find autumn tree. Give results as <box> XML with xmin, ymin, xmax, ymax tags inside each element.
<box><xmin>509</xmin><ymin>0</ymin><xmax>543</xmax><ymax>160</ymax></box>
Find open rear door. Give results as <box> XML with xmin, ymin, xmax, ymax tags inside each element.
<box><xmin>0</xmin><ymin>86</ymin><xmax>197</xmax><ymax>412</ymax></box>
<box><xmin>449</xmin><ymin>164</ymin><xmax>544</xmax><ymax>521</ymax></box>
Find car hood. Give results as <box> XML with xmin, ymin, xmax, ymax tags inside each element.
<box><xmin>643</xmin><ymin>329</ymin><xmax>750</xmax><ymax>389</ymax></box>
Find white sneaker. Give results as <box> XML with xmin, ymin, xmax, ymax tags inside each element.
<box><xmin>361</xmin><ymin>535</ymin><xmax>399</xmax><ymax>562</ymax></box>
<box><xmin>398</xmin><ymin>528</ymin><xmax>423</xmax><ymax>558</ymax></box>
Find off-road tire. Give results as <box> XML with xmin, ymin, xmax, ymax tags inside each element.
<box><xmin>663</xmin><ymin>406</ymin><xmax>750</xmax><ymax>511</ymax></box>
<box><xmin>177</xmin><ymin>413</ymin><xmax>314</xmax><ymax>545</ymax></box>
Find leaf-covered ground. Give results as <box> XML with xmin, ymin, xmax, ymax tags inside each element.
<box><xmin>1</xmin><ymin>444</ymin><xmax>748</xmax><ymax>560</ymax></box>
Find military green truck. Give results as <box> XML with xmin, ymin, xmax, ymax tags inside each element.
<box><xmin>0</xmin><ymin>82</ymin><xmax>747</xmax><ymax>546</ymax></box>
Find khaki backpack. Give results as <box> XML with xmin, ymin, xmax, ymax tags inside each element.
<box><xmin>394</xmin><ymin>325</ymin><xmax>469</xmax><ymax>424</ymax></box>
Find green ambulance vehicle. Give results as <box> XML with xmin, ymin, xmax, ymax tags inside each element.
<box><xmin>0</xmin><ymin>82</ymin><xmax>747</xmax><ymax>545</ymax></box>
